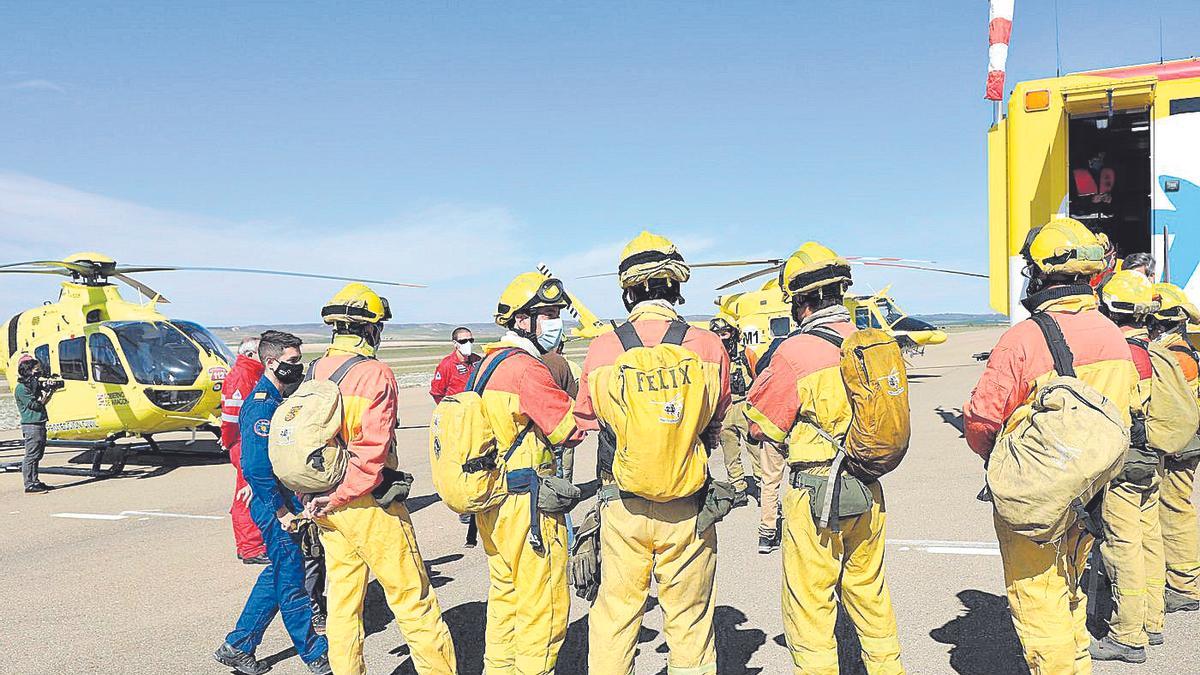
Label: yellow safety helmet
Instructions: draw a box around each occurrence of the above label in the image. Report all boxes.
[1021,217,1107,276]
[495,272,569,327]
[321,282,392,325]
[779,242,852,303]
[617,231,691,289]
[1153,282,1200,324]
[1100,270,1159,317]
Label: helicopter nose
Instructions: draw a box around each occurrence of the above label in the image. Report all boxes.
[923,330,948,345]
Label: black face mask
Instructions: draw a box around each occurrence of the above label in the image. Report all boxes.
[274,360,305,386]
[721,336,737,353]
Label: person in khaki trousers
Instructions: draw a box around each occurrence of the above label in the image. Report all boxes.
[1149,282,1200,614]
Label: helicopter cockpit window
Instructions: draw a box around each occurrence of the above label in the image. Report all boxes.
[854,307,871,329]
[769,317,792,338]
[33,345,50,373]
[877,299,905,325]
[89,333,128,384]
[171,320,236,365]
[108,321,201,386]
[58,337,88,381]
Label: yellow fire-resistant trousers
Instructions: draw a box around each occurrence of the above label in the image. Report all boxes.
[1099,473,1165,647]
[781,480,903,674]
[993,511,1093,675]
[757,443,787,539]
[589,494,717,675]
[719,401,761,493]
[317,496,457,675]
[1161,456,1200,598]
[476,493,569,674]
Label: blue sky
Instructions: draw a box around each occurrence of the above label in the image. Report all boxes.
[1,1,1197,325]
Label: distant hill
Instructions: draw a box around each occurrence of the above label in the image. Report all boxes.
[211,321,520,343]
[911,313,1006,326]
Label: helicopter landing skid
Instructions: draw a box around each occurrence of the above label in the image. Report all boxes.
[0,435,161,478]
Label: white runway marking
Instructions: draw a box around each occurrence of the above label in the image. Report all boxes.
[892,539,999,556]
[53,513,128,521]
[120,510,223,520]
[52,510,224,522]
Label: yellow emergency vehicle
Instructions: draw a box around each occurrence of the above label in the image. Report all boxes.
[989,58,1200,320]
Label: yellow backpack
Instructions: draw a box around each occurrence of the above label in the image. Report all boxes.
[593,320,722,502]
[987,313,1129,544]
[1140,340,1200,456]
[811,328,911,481]
[268,356,366,494]
[429,349,535,514]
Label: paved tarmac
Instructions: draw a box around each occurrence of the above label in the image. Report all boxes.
[3,326,1198,674]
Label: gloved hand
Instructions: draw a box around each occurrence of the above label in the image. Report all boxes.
[696,480,737,536]
[372,468,414,508]
[537,476,583,513]
[568,505,601,603]
[297,519,324,558]
[700,426,720,454]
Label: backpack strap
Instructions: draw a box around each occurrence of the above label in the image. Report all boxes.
[662,319,690,346]
[614,322,643,352]
[1030,312,1077,378]
[1126,336,1150,352]
[755,328,804,376]
[328,355,369,385]
[467,348,521,394]
[810,327,845,349]
[303,355,368,384]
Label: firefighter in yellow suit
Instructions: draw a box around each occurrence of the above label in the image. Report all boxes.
[964,219,1137,674]
[302,284,457,675]
[745,242,904,675]
[1150,283,1200,615]
[1090,271,1165,662]
[574,232,732,674]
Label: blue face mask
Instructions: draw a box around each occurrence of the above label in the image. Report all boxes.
[536,317,565,353]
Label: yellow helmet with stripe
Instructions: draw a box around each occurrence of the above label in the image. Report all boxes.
[1153,282,1200,324]
[1100,270,1159,317]
[779,242,852,303]
[1021,217,1107,276]
[321,282,392,325]
[495,272,569,327]
[617,231,691,289]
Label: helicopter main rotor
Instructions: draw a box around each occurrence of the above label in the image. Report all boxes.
[0,255,425,304]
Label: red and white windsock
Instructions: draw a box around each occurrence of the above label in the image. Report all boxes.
[986,0,1015,101]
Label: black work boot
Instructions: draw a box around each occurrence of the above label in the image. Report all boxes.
[306,655,332,675]
[1148,631,1164,646]
[1089,636,1147,664]
[1166,587,1200,613]
[214,643,269,675]
[757,534,776,554]
[732,490,749,508]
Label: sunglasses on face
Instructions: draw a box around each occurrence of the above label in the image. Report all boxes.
[455,338,475,344]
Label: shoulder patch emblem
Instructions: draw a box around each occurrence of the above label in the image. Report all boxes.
[253,392,268,400]
[253,419,270,437]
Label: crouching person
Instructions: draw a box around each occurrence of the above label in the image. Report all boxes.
[215,330,330,675]
[301,284,457,675]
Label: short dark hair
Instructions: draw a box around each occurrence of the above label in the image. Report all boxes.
[623,278,683,311]
[1124,252,1155,274]
[17,359,40,380]
[258,330,303,362]
[451,326,471,340]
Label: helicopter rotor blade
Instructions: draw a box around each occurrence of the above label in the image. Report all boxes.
[859,258,988,277]
[112,273,171,304]
[715,265,782,291]
[690,258,785,270]
[0,260,97,275]
[0,268,74,276]
[119,266,426,288]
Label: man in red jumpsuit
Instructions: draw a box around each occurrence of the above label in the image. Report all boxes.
[222,336,268,564]
[429,326,481,403]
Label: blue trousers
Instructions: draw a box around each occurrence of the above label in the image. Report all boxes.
[225,499,327,663]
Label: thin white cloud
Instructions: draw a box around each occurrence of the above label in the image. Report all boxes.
[0,172,523,324]
[4,79,66,94]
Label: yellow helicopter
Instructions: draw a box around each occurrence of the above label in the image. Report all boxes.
[0,253,418,474]
[554,254,983,356]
